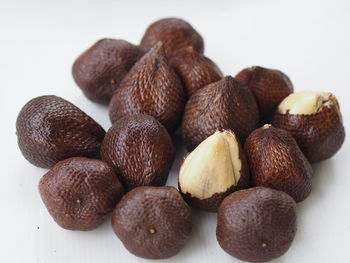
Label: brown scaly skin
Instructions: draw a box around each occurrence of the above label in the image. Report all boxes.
[179,133,251,212]
[244,125,312,202]
[100,115,175,191]
[179,179,250,213]
[170,46,223,97]
[112,186,192,259]
[181,76,259,151]
[109,42,186,134]
[273,102,345,163]
[217,187,297,263]
[236,66,293,123]
[16,95,106,168]
[72,39,143,104]
[140,17,204,58]
[39,157,124,231]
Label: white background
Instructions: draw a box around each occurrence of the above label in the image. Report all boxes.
[1,0,350,262]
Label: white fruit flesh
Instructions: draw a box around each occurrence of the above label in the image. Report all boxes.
[179,130,241,200]
[278,91,335,115]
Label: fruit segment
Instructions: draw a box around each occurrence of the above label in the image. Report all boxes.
[179,130,250,212]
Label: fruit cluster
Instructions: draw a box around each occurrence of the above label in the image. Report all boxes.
[16,18,345,262]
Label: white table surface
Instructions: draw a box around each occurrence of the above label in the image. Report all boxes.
[1,0,350,262]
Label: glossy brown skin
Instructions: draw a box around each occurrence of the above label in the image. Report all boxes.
[39,157,124,231]
[236,66,293,123]
[179,135,251,212]
[182,76,259,151]
[140,17,204,57]
[170,46,223,97]
[16,95,106,168]
[109,43,186,133]
[101,115,175,191]
[72,39,143,104]
[112,186,192,259]
[245,126,313,202]
[273,105,345,163]
[217,187,297,262]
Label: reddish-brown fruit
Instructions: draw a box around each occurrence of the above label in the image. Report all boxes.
[182,76,259,151]
[140,17,204,57]
[273,91,345,163]
[101,114,175,191]
[236,66,293,123]
[217,187,297,262]
[179,130,250,212]
[39,157,124,231]
[109,42,185,133]
[245,125,312,202]
[72,39,143,104]
[16,95,106,168]
[170,46,223,97]
[112,186,192,259]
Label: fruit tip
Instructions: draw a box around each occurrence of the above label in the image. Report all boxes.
[154,41,164,49]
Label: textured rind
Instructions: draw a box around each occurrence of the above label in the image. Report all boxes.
[170,46,223,97]
[179,135,251,212]
[217,187,297,262]
[39,157,124,231]
[273,106,345,163]
[100,115,175,191]
[109,43,185,133]
[72,39,143,104]
[182,76,259,151]
[244,126,313,202]
[140,17,204,57]
[16,95,106,168]
[112,186,192,259]
[236,66,293,123]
